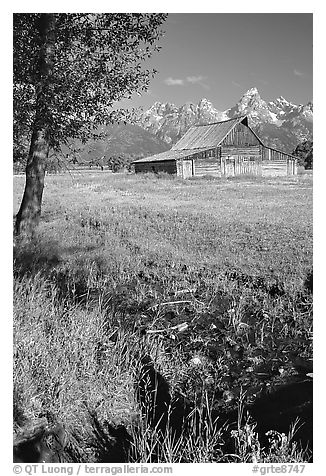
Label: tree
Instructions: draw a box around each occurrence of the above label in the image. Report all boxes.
[107,154,134,173]
[14,13,167,237]
[292,140,313,170]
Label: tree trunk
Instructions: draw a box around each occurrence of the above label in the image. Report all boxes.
[15,14,55,238]
[15,130,49,237]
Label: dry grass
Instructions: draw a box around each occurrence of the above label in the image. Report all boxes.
[13,171,313,462]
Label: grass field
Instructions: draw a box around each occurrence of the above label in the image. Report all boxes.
[13,171,313,463]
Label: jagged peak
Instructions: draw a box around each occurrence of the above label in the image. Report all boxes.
[179,102,197,113]
[198,97,213,105]
[243,87,260,96]
[181,101,196,107]
[236,87,265,107]
[274,95,295,107]
[146,101,178,115]
[234,87,267,113]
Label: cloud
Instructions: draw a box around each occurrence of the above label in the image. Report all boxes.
[187,75,210,90]
[164,75,209,89]
[164,77,185,86]
[294,69,304,77]
[231,80,242,88]
[186,75,205,84]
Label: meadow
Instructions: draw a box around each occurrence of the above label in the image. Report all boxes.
[13,171,313,463]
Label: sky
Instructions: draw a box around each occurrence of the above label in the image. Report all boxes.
[122,13,313,112]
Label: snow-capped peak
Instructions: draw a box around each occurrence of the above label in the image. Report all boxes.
[197,98,216,113]
[198,97,212,105]
[234,87,267,114]
[245,87,259,96]
[274,96,295,108]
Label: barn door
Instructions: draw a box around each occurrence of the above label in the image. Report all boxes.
[182,159,193,178]
[224,156,235,177]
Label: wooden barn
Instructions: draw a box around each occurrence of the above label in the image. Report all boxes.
[133,116,297,178]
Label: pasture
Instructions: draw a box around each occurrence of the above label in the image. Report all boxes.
[13,171,313,462]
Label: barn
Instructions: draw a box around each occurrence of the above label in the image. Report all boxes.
[133,115,297,178]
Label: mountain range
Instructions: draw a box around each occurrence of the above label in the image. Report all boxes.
[138,87,313,153]
[67,87,312,164]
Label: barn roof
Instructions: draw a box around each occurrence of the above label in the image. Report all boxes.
[132,148,206,163]
[172,116,255,150]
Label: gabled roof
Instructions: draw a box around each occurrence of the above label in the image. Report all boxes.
[172,116,257,150]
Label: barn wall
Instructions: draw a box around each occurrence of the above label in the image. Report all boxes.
[193,145,263,177]
[134,143,297,178]
[220,123,261,147]
[221,145,261,157]
[193,158,221,177]
[262,147,288,162]
[134,160,177,174]
[191,148,221,177]
[219,145,262,176]
[261,147,297,176]
[262,162,287,176]
[221,156,262,177]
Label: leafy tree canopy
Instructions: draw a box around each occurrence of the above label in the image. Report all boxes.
[14,13,167,155]
[292,140,313,169]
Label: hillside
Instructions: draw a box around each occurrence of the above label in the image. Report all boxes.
[61,123,170,164]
